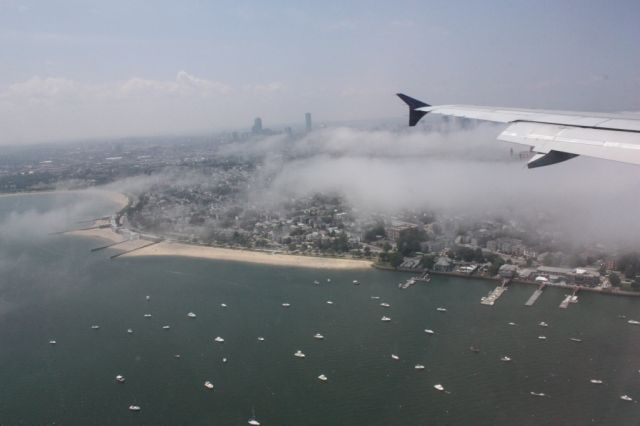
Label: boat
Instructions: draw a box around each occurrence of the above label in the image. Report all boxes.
[91,325,100,329]
[127,329,133,334]
[500,356,512,362]
[187,312,196,318]
[530,392,546,397]
[414,364,425,370]
[326,300,334,305]
[257,337,265,341]
[204,381,214,390]
[380,302,391,307]
[391,354,399,360]
[569,337,583,342]
[220,303,227,308]
[620,394,633,401]
[143,314,152,318]
[508,322,517,326]
[424,329,434,334]
[434,384,444,391]
[318,374,328,382]
[314,333,324,340]
[248,419,261,426]
[313,280,320,285]
[436,307,447,312]
[115,375,125,383]
[538,321,549,327]
[162,325,170,329]
[214,336,225,343]
[353,280,360,285]
[49,340,56,345]
[469,346,480,353]
[145,295,150,301]
[282,303,291,307]
[381,316,391,322]
[619,314,627,319]
[370,296,380,300]
[174,354,181,358]
[538,335,547,340]
[326,278,331,282]
[627,320,640,325]
[590,379,603,384]
[222,357,228,363]
[294,350,306,358]
[129,405,141,411]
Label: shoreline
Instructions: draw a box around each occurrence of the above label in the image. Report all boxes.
[0,189,129,210]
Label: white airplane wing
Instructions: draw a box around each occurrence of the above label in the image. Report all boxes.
[397,93,640,168]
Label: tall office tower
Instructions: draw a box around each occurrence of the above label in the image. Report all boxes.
[305,113,312,132]
[252,117,263,134]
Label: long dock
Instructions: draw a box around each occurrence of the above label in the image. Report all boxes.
[110,241,160,260]
[481,286,506,305]
[559,287,579,309]
[525,284,546,306]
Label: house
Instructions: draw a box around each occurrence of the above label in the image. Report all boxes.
[433,257,453,272]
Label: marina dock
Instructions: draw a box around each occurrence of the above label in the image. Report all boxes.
[559,287,579,309]
[481,279,511,306]
[525,284,546,306]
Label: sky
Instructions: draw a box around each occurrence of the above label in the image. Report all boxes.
[1,0,640,144]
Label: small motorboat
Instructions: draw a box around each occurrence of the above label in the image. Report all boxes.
[222,357,228,363]
[627,320,640,325]
[91,325,100,329]
[318,374,328,382]
[187,312,196,318]
[414,364,425,370]
[49,340,56,345]
[469,346,480,353]
[115,375,125,383]
[143,314,152,318]
[500,356,512,362]
[294,350,306,358]
[538,335,547,340]
[162,325,170,329]
[424,329,434,335]
[353,280,360,285]
[326,300,334,305]
[326,278,331,282]
[370,296,380,300]
[282,303,291,308]
[204,381,214,390]
[436,307,447,312]
[538,321,549,327]
[530,392,546,397]
[145,295,150,301]
[174,354,181,359]
[381,316,391,322]
[257,337,265,341]
[314,333,324,340]
[434,384,444,391]
[129,405,141,412]
[508,322,517,326]
[313,280,320,285]
[380,302,391,307]
[391,354,399,360]
[220,303,227,308]
[248,419,261,426]
[214,336,225,343]
[127,329,133,334]
[569,337,583,342]
[590,379,603,384]
[620,394,633,401]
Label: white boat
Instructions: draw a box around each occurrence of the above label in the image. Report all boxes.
[569,337,583,342]
[145,295,150,301]
[500,356,512,362]
[49,340,56,345]
[326,278,331,282]
[294,350,306,358]
[162,325,170,329]
[414,364,425,370]
[248,419,261,426]
[436,307,447,312]
[318,374,328,382]
[353,280,360,285]
[508,322,517,326]
[174,354,181,358]
[187,312,196,318]
[222,357,228,363]
[381,316,391,322]
[220,303,227,308]
[204,381,214,390]
[530,392,546,397]
[538,321,549,327]
[91,325,100,329]
[143,314,152,318]
[214,336,225,343]
[313,280,320,285]
[127,329,133,334]
[538,335,547,340]
[391,354,399,360]
[115,375,125,383]
[257,337,265,341]
[370,296,380,300]
[590,379,603,384]
[620,394,633,401]
[424,329,434,334]
[627,320,640,325]
[380,302,391,307]
[434,384,444,391]
[282,303,291,307]
[314,333,324,340]
[326,300,334,305]
[129,405,141,411]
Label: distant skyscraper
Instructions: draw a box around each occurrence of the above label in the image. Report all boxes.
[252,117,263,134]
[305,113,312,132]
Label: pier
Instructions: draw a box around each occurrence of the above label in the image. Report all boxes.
[525,283,546,306]
[481,278,511,306]
[110,241,160,260]
[559,287,580,309]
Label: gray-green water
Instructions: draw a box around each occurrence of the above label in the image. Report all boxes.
[0,193,639,425]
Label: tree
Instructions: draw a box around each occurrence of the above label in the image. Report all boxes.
[609,273,621,287]
[421,254,435,270]
[488,256,506,276]
[389,251,404,269]
[397,228,427,256]
[363,246,371,258]
[363,222,386,242]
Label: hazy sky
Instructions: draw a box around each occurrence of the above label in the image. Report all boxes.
[1,0,640,144]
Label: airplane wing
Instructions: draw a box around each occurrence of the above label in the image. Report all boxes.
[396,93,640,168]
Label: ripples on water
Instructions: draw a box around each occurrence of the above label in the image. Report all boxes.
[0,193,638,425]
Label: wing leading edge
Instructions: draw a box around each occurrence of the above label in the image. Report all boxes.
[396,93,640,168]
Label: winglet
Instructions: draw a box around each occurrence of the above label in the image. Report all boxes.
[396,93,430,126]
